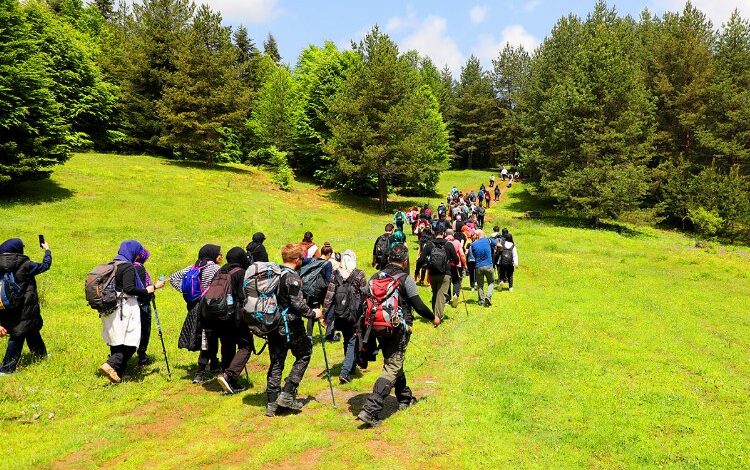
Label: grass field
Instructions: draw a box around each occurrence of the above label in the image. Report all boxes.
[1,153,749,469]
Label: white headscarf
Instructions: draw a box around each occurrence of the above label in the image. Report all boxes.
[339,249,357,280]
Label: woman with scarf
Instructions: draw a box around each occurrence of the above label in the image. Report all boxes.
[320,250,367,384]
[170,244,223,384]
[245,232,269,263]
[0,238,52,374]
[99,240,165,383]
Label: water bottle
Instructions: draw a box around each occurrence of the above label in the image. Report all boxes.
[227,293,234,306]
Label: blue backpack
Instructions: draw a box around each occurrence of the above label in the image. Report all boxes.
[0,271,24,312]
[181,265,208,303]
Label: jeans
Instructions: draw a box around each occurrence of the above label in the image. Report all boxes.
[476,265,495,304]
[137,303,152,360]
[429,274,451,319]
[467,261,477,287]
[338,322,357,378]
[0,330,47,373]
[107,344,136,378]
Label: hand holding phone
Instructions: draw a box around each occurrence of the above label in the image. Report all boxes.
[155,274,166,290]
[38,234,49,250]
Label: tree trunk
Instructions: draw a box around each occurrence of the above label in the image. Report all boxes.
[467,149,473,169]
[378,173,388,212]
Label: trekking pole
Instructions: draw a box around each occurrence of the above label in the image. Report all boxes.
[461,285,470,317]
[317,321,336,408]
[151,297,172,378]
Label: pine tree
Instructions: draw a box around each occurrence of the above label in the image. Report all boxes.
[94,0,114,21]
[247,63,302,155]
[157,4,250,163]
[492,44,530,168]
[263,33,281,63]
[324,26,450,210]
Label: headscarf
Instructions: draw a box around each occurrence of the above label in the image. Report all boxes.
[0,238,24,254]
[251,232,266,244]
[197,244,221,266]
[134,248,152,286]
[226,246,250,269]
[115,240,145,289]
[339,249,357,280]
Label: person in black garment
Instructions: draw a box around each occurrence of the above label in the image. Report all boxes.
[246,232,269,263]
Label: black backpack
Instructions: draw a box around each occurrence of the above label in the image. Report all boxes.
[428,241,450,274]
[500,242,514,266]
[333,270,363,323]
[199,267,241,320]
[300,259,329,304]
[374,233,391,266]
[478,206,486,216]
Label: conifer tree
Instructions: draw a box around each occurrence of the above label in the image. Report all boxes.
[263,33,281,63]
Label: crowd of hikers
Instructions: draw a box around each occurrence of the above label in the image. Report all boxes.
[0,174,518,427]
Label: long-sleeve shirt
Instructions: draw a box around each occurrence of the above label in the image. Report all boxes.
[169,262,221,293]
[417,238,460,275]
[374,264,434,325]
[25,250,52,277]
[115,263,149,297]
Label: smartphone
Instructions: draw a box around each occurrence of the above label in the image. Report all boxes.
[38,234,45,248]
[158,274,166,282]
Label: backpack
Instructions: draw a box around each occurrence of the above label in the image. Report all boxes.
[300,259,328,304]
[199,267,242,320]
[0,271,24,312]
[333,270,363,323]
[181,265,208,303]
[84,261,124,316]
[374,233,391,266]
[362,272,407,339]
[243,262,290,339]
[438,205,447,217]
[500,242,514,266]
[394,211,405,226]
[478,206,486,217]
[428,241,451,274]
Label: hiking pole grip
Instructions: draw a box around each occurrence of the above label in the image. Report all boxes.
[151,298,172,378]
[317,321,336,408]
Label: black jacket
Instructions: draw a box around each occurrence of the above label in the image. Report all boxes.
[417,238,459,275]
[277,268,314,323]
[246,242,269,263]
[0,251,52,337]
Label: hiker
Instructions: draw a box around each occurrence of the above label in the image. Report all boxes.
[170,244,223,383]
[445,229,467,308]
[422,203,433,219]
[265,243,323,417]
[468,230,497,307]
[417,227,459,320]
[372,224,395,270]
[321,249,367,384]
[477,188,485,208]
[299,232,320,259]
[465,234,477,291]
[408,207,419,234]
[392,226,407,246]
[490,175,495,188]
[133,248,155,366]
[415,224,433,285]
[99,240,165,383]
[246,232,269,263]
[216,247,253,394]
[0,238,52,375]
[497,231,519,292]
[494,184,501,201]
[357,244,441,427]
[393,209,407,232]
[501,166,508,181]
[484,190,491,208]
[477,205,486,229]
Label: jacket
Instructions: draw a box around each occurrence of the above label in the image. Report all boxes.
[0,250,52,337]
[417,238,459,275]
[469,237,497,269]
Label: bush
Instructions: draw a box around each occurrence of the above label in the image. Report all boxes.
[688,206,723,238]
[252,146,293,191]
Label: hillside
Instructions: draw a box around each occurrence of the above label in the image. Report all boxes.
[1,153,749,469]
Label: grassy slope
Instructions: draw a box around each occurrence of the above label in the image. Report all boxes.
[0,153,748,469]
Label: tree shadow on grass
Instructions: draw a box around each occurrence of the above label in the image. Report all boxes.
[0,178,74,206]
[161,159,255,175]
[324,190,429,216]
[505,188,647,238]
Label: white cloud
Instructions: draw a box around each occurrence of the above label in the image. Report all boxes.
[656,0,750,26]
[523,0,541,13]
[205,0,283,24]
[401,15,466,73]
[473,24,540,62]
[386,6,418,31]
[469,5,489,24]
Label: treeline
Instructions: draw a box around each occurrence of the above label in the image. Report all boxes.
[1,0,749,235]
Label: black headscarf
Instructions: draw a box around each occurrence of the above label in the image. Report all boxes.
[226,246,250,269]
[197,244,221,266]
[251,232,265,244]
[0,238,24,254]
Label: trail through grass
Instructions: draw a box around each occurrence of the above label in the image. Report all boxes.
[0,153,748,469]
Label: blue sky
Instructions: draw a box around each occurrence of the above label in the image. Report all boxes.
[207,0,750,72]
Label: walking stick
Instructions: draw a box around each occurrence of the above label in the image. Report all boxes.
[151,296,172,378]
[460,276,470,317]
[317,321,336,408]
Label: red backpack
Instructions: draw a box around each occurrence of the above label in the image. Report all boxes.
[362,272,407,339]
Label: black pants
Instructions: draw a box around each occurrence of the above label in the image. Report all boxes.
[137,303,151,360]
[448,266,463,299]
[467,261,476,287]
[499,265,515,288]
[414,259,427,284]
[198,319,236,372]
[477,215,484,228]
[107,344,136,377]
[362,330,413,417]
[266,320,312,403]
[225,325,255,380]
[0,330,46,373]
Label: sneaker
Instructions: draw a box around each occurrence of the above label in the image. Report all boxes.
[217,373,236,394]
[339,375,352,385]
[192,371,207,384]
[485,298,492,307]
[471,286,476,292]
[398,397,418,411]
[99,363,121,384]
[450,295,459,308]
[357,410,382,427]
[275,391,304,411]
[508,287,513,292]
[265,403,278,417]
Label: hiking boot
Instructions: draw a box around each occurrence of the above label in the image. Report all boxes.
[99,363,121,384]
[217,373,245,394]
[485,298,492,307]
[192,371,208,384]
[357,410,382,427]
[339,375,352,385]
[276,391,304,411]
[450,295,459,308]
[265,402,278,417]
[398,397,418,411]
[137,356,153,367]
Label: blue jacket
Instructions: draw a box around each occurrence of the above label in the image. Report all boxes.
[469,237,496,269]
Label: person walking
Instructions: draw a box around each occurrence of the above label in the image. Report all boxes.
[417,227,459,320]
[357,244,441,427]
[494,184,501,201]
[265,243,323,417]
[246,232,269,263]
[468,231,497,307]
[133,248,155,366]
[99,240,165,383]
[0,238,52,375]
[497,232,519,292]
[299,232,320,259]
[372,224,395,270]
[445,229,467,308]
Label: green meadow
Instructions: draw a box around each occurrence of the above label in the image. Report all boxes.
[0,153,748,469]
